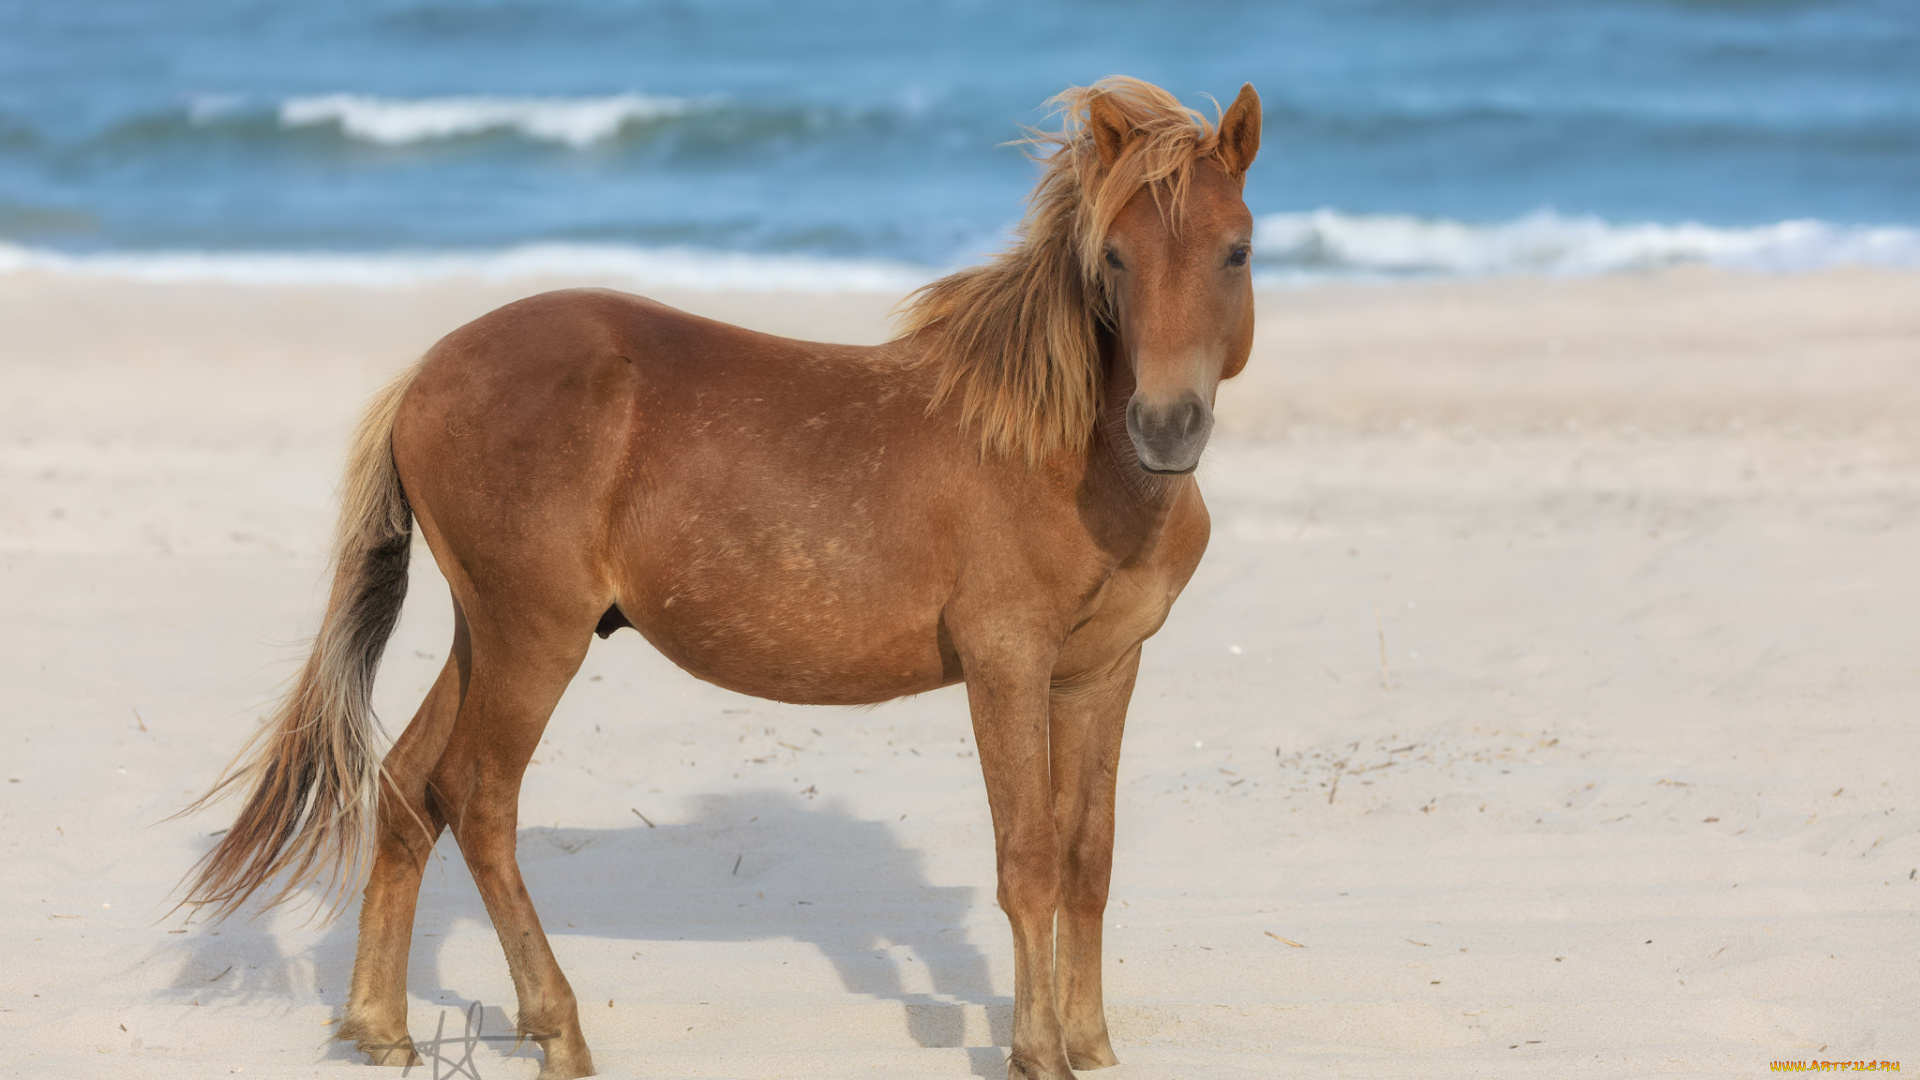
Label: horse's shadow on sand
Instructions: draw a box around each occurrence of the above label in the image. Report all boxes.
[170,790,1009,1076]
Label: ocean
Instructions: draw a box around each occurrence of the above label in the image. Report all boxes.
[2,0,1916,287]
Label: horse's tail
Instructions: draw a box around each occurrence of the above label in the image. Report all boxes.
[175,363,421,921]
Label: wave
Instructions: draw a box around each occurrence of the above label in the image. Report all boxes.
[1255,210,1920,277]
[4,211,1918,290]
[276,93,696,148]
[0,242,932,292]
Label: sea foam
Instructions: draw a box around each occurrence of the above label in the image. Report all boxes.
[278,93,693,147]
[0,242,931,292]
[4,211,1918,290]
[1255,210,1920,277]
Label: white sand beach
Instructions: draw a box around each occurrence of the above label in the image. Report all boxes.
[2,267,1916,1078]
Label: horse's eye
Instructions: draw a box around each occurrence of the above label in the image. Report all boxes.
[1227,246,1250,267]
[1104,248,1125,271]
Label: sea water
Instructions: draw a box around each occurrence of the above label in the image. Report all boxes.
[1,0,1915,285]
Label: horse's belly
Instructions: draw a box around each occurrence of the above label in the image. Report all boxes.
[627,592,955,706]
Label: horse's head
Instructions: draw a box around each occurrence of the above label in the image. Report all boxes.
[898,78,1261,471]
[1093,84,1260,475]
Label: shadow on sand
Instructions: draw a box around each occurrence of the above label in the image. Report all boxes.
[167,789,1007,1075]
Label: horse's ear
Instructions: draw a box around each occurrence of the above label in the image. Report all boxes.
[1217,83,1261,175]
[1087,91,1129,170]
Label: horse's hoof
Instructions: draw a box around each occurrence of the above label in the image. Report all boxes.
[1007,1050,1077,1080]
[339,1015,422,1068]
[358,1038,422,1068]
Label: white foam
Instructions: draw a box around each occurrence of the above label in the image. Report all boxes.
[0,242,933,293]
[6,212,1918,292]
[1255,209,1920,277]
[277,93,693,148]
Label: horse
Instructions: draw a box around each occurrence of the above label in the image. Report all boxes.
[180,75,1261,1080]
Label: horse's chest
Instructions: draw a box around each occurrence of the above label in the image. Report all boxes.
[1054,491,1209,677]
[1056,554,1188,678]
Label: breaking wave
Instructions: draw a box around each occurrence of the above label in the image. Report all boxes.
[4,211,1918,290]
[276,92,696,147]
[1255,210,1920,277]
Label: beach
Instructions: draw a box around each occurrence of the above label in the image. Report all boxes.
[2,266,1917,1077]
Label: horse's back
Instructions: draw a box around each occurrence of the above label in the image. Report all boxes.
[409,286,878,398]
[395,286,913,510]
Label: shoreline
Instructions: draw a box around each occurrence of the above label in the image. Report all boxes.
[8,206,1920,285]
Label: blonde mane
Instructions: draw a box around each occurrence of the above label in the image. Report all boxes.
[897,77,1228,464]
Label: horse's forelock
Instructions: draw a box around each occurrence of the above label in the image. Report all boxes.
[1050,78,1224,277]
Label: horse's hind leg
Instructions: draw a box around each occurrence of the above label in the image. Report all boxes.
[341,601,471,1063]
[431,606,597,1080]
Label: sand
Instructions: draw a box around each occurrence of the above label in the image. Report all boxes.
[2,266,1916,1078]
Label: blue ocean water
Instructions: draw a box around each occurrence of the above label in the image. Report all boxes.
[1,0,1916,282]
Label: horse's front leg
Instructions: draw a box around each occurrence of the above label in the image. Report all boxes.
[964,648,1075,1080]
[1048,645,1139,1070]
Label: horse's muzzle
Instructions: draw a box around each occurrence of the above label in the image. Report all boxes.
[1126,393,1214,474]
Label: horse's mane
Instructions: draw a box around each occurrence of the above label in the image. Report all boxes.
[897,76,1227,464]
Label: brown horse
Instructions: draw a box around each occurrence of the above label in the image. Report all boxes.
[181,76,1261,1080]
